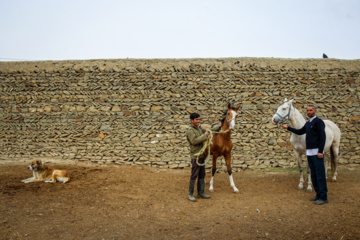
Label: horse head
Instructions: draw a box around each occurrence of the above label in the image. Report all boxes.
[272,98,294,125]
[223,103,240,130]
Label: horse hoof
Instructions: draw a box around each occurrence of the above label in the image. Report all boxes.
[332,177,337,182]
[297,186,304,190]
[306,188,313,192]
[234,189,239,193]
[209,188,214,192]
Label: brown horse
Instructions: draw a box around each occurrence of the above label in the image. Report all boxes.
[206,103,240,193]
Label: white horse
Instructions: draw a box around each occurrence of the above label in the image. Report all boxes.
[271,99,341,191]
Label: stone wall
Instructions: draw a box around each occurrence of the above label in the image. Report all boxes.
[0,58,359,170]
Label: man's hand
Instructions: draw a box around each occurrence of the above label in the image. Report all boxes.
[317,153,324,159]
[205,131,210,137]
[281,124,288,129]
[219,121,223,127]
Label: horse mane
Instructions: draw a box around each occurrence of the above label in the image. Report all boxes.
[287,101,306,120]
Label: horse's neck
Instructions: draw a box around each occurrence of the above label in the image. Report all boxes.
[221,119,232,135]
[289,107,306,128]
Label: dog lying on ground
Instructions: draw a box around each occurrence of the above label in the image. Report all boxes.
[22,160,70,183]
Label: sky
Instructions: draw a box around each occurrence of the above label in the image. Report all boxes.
[0,0,359,61]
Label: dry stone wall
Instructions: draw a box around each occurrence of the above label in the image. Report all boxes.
[0,58,359,171]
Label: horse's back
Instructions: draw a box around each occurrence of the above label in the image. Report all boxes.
[324,120,341,150]
[324,120,341,138]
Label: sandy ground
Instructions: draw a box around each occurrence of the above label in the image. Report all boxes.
[0,160,359,240]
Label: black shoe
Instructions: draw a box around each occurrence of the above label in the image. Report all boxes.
[197,179,211,199]
[188,194,197,202]
[314,199,328,205]
[198,193,211,199]
[309,197,319,201]
[188,180,197,202]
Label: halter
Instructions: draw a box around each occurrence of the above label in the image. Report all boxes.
[226,110,236,129]
[276,104,292,125]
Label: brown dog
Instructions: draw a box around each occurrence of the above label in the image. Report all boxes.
[22,160,70,183]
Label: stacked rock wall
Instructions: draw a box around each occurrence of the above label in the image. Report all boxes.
[0,58,359,170]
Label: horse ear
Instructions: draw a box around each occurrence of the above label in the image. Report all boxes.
[227,103,231,109]
[284,98,288,102]
[235,106,240,112]
[288,99,294,105]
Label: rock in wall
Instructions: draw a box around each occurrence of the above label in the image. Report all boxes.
[0,58,359,170]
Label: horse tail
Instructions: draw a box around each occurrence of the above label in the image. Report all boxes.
[331,122,341,179]
[330,145,336,177]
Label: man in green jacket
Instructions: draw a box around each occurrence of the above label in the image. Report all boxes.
[186,112,221,202]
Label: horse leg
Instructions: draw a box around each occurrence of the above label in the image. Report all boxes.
[209,155,217,192]
[331,145,339,182]
[225,154,239,193]
[294,150,305,190]
[306,161,313,192]
[324,153,330,179]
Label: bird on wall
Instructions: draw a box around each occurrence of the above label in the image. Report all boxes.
[323,53,328,58]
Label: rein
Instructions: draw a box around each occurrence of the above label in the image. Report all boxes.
[194,130,213,167]
[276,104,292,125]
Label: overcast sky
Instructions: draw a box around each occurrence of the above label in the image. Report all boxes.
[0,0,359,61]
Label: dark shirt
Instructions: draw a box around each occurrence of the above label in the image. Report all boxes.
[287,116,326,154]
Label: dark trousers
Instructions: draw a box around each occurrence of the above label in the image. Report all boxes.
[190,157,206,180]
[307,155,328,200]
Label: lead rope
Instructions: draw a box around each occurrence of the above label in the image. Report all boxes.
[194,129,230,166]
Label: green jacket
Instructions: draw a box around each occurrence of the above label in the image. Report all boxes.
[186,124,220,159]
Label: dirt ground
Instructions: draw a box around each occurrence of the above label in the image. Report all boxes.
[0,160,359,240]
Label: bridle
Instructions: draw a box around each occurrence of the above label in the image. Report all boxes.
[226,110,236,129]
[276,104,292,125]
[227,111,235,124]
